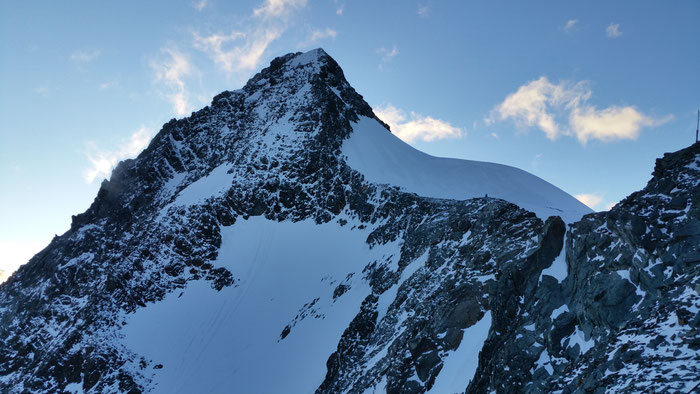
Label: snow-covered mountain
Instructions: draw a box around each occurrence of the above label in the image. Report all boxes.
[341,117,591,224]
[0,49,697,393]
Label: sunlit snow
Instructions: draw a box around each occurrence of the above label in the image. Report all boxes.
[342,117,591,223]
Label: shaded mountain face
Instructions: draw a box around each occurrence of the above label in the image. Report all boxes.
[467,142,700,393]
[0,49,697,393]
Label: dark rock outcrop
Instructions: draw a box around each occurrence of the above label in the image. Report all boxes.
[466,142,700,393]
[0,48,697,393]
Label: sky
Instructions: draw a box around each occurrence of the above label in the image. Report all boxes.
[1,0,699,281]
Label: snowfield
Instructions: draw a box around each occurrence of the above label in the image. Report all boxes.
[342,117,592,223]
[3,48,696,394]
[122,216,397,393]
[120,115,591,393]
[428,311,492,393]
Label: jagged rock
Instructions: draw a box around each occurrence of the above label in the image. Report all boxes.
[0,49,697,393]
[467,142,700,393]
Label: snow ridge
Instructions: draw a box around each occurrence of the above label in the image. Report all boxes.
[0,49,697,394]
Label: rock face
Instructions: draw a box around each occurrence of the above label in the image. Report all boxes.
[467,142,700,393]
[0,49,698,393]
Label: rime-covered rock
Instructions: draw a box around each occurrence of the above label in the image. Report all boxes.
[467,142,700,394]
[0,49,697,394]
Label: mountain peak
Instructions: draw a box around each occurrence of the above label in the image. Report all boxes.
[261,47,331,69]
[68,48,379,233]
[287,47,332,66]
[240,47,344,93]
[2,49,698,393]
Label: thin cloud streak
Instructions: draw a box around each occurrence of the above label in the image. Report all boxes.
[151,47,195,116]
[253,0,307,19]
[193,0,308,75]
[194,28,281,74]
[308,28,337,42]
[299,27,337,47]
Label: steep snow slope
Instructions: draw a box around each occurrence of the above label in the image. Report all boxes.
[2,48,696,394]
[342,117,592,223]
[427,311,491,393]
[121,216,395,393]
[466,142,700,393]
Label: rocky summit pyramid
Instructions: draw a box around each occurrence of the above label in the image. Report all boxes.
[0,49,698,393]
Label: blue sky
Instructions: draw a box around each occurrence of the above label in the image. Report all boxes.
[1,0,699,279]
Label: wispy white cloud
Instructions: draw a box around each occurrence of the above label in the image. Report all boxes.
[564,19,578,31]
[375,104,463,143]
[376,44,398,70]
[193,0,208,11]
[575,193,604,210]
[83,126,154,183]
[531,153,543,170]
[193,0,308,75]
[299,27,337,47]
[377,45,398,62]
[99,80,118,90]
[309,27,337,42]
[253,0,307,19]
[488,77,579,140]
[333,0,344,15]
[194,29,281,74]
[606,23,622,38]
[151,47,195,116]
[570,105,670,143]
[488,76,671,144]
[70,49,101,64]
[417,5,430,18]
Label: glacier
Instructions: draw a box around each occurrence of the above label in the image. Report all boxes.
[0,48,697,394]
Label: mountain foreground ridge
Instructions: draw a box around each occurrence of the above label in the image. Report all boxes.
[0,48,698,393]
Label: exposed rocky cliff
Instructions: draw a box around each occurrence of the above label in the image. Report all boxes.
[0,49,697,393]
[467,142,700,393]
